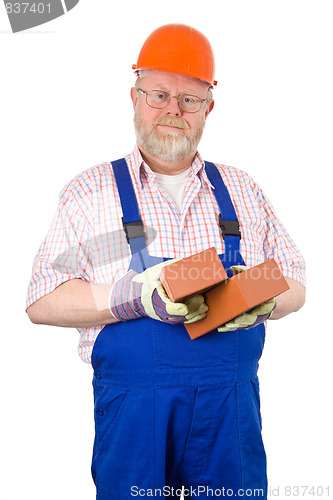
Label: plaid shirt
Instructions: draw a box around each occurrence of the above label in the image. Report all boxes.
[26,146,305,363]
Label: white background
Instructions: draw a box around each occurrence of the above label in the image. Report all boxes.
[1,0,332,499]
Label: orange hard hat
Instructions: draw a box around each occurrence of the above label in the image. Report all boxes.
[132,24,217,86]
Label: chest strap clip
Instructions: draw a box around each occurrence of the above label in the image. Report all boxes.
[219,215,241,240]
[122,217,145,244]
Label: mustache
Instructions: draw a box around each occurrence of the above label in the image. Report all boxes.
[154,116,190,129]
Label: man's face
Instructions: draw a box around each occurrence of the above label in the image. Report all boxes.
[131,72,214,163]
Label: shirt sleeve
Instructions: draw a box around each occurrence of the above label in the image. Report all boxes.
[26,185,93,309]
[254,181,306,287]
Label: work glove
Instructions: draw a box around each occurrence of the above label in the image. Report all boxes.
[217,265,276,332]
[109,259,208,324]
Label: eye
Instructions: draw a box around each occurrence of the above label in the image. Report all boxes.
[180,95,201,109]
[182,96,196,105]
[150,90,169,103]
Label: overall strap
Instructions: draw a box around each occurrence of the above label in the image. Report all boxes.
[112,158,146,257]
[111,158,164,271]
[204,161,244,269]
[112,158,142,225]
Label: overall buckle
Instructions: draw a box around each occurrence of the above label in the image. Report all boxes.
[219,215,241,240]
[122,218,145,243]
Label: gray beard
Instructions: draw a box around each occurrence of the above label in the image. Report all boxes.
[134,108,205,163]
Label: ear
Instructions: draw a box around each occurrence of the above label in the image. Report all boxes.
[130,87,138,110]
[204,99,215,119]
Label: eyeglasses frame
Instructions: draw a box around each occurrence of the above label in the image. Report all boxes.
[137,88,210,113]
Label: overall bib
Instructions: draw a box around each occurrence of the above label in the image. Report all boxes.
[91,159,267,499]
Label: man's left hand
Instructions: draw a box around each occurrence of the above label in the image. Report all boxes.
[217,298,276,332]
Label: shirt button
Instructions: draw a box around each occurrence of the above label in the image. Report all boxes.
[95,372,102,380]
[97,408,104,417]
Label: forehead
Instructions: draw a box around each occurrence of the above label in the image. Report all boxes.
[140,71,209,95]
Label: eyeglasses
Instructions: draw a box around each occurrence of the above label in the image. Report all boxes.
[137,88,209,113]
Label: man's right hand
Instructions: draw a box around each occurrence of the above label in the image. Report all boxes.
[109,259,208,324]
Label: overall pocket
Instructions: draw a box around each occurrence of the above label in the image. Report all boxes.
[93,384,128,447]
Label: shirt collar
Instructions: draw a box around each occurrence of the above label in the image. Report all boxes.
[190,152,215,189]
[127,144,214,189]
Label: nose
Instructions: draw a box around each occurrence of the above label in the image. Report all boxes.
[166,96,182,116]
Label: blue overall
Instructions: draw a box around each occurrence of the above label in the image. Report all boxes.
[91,159,267,499]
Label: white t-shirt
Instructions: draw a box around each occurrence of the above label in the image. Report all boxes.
[154,168,191,212]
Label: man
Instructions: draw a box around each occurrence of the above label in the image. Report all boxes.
[26,24,305,499]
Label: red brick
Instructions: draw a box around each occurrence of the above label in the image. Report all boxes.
[160,247,227,302]
[185,258,289,339]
